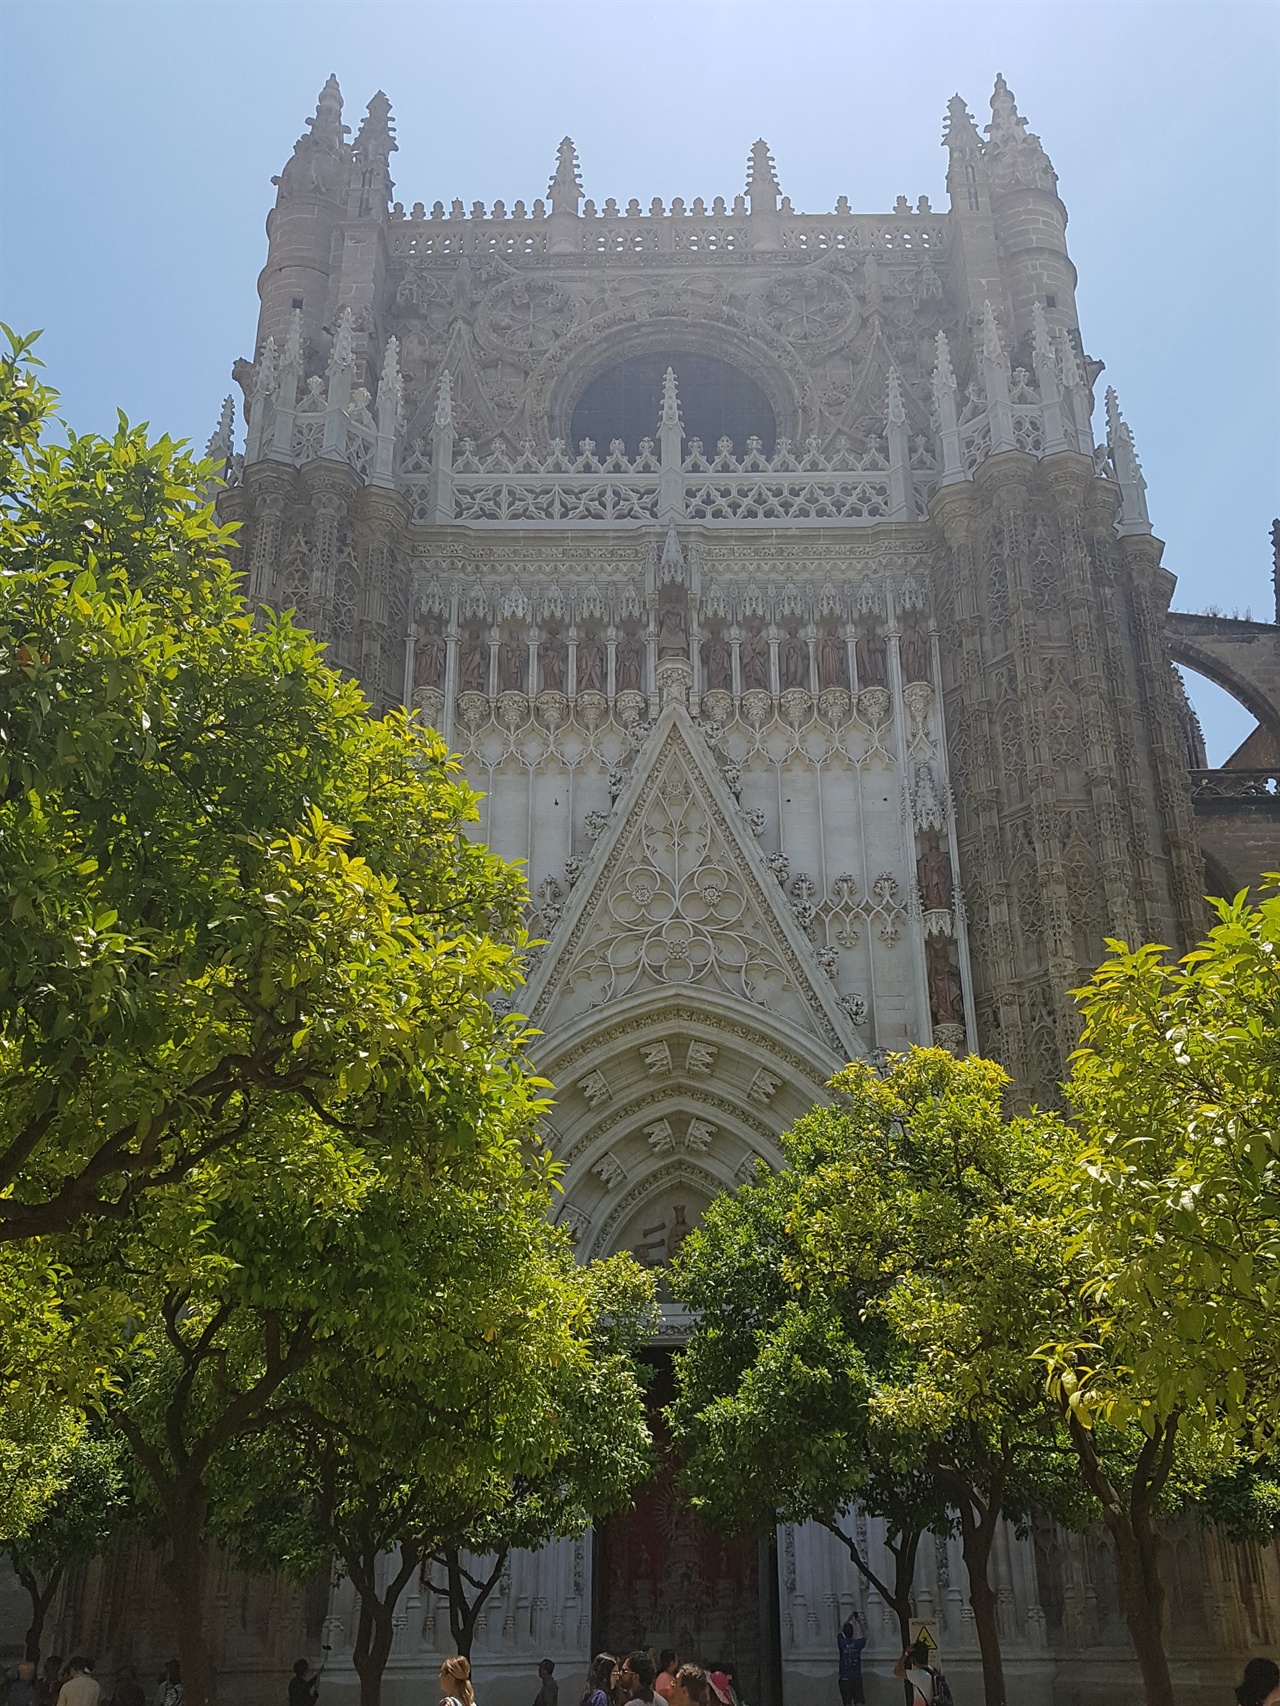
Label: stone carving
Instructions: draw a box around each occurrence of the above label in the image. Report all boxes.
[685,1119,716,1152]
[686,1041,718,1074]
[741,627,770,690]
[666,1203,693,1262]
[704,632,733,691]
[818,629,847,689]
[658,590,689,659]
[641,1041,673,1075]
[578,1070,611,1108]
[644,1119,676,1155]
[577,637,604,692]
[616,633,643,692]
[926,937,965,1027]
[591,1152,626,1191]
[460,633,488,692]
[415,621,446,689]
[779,632,808,691]
[538,634,565,692]
[856,622,887,687]
[499,634,526,692]
[837,992,868,1026]
[749,1068,781,1104]
[917,836,952,912]
[899,617,931,683]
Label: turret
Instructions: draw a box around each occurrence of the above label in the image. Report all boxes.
[942,95,1005,341]
[547,137,582,254]
[983,75,1080,351]
[257,75,351,361]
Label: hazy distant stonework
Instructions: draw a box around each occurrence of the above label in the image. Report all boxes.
[70,72,1279,1706]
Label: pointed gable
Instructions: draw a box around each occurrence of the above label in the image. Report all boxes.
[524,705,862,1059]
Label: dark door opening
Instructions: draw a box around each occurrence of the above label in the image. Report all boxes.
[592,1350,780,1706]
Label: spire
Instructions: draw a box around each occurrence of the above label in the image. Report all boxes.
[204,395,235,465]
[980,302,1016,455]
[307,75,347,148]
[350,91,397,218]
[1031,301,1069,455]
[886,366,911,520]
[943,94,984,153]
[428,370,455,524]
[1105,387,1151,535]
[434,368,454,431]
[548,138,583,214]
[373,337,403,488]
[931,332,965,485]
[275,75,350,201]
[244,335,278,465]
[984,74,1057,191]
[746,140,781,213]
[657,368,684,519]
[328,305,355,378]
[322,306,356,458]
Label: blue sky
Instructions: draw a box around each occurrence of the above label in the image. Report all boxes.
[2,0,1276,757]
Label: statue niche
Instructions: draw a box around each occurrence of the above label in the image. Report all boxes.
[917,836,952,912]
[701,626,733,692]
[779,629,808,692]
[657,585,689,661]
[414,618,446,692]
[459,628,489,694]
[899,617,931,684]
[576,630,605,694]
[856,619,887,688]
[616,628,644,693]
[740,624,770,692]
[818,626,848,690]
[498,629,527,694]
[538,630,566,694]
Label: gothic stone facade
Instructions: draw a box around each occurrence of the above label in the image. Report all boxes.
[48,74,1280,1706]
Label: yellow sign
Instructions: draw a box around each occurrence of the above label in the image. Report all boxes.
[909,1619,939,1653]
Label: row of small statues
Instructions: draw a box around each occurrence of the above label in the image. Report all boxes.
[415,618,932,697]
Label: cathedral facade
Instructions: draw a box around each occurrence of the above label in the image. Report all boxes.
[38,74,1280,1706]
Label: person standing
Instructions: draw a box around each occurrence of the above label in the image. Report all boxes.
[440,1656,474,1706]
[579,1654,615,1706]
[1235,1660,1280,1706]
[153,1662,181,1706]
[893,1644,934,1706]
[6,1662,40,1706]
[532,1660,558,1706]
[108,1669,146,1706]
[654,1653,678,1704]
[620,1653,656,1706]
[39,1658,63,1705]
[837,1614,867,1706]
[669,1667,711,1706]
[288,1659,320,1706]
[54,1659,99,1706]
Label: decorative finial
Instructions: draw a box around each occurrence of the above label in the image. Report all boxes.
[548,137,583,214]
[886,365,907,427]
[659,366,683,433]
[434,369,454,431]
[942,95,983,151]
[746,139,781,213]
[205,395,235,464]
[328,305,355,375]
[932,330,957,393]
[980,300,1004,362]
[377,338,403,431]
[1105,386,1151,534]
[307,74,349,148]
[660,522,685,574]
[984,73,1057,190]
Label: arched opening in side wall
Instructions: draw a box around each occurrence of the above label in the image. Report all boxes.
[1174,664,1272,768]
[570,352,778,458]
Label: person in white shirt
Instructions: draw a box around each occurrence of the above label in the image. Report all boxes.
[892,1644,934,1706]
[55,1658,100,1706]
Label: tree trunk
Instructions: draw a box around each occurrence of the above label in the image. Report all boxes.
[1065,1412,1176,1706]
[164,1493,217,1706]
[16,1564,61,1664]
[955,1504,1004,1706]
[349,1541,420,1706]
[823,1520,919,1704]
[442,1546,507,1660]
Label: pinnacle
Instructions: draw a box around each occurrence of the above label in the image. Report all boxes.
[548,137,583,210]
[658,366,683,432]
[746,138,781,209]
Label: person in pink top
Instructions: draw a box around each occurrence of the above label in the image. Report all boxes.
[654,1654,678,1704]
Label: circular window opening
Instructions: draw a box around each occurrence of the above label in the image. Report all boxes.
[570,352,777,459]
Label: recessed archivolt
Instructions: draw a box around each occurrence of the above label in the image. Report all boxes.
[585,1156,729,1262]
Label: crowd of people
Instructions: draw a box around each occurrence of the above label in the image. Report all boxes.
[3,1642,1277,1706]
[0,1657,179,1705]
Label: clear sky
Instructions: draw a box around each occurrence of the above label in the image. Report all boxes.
[2,0,1276,757]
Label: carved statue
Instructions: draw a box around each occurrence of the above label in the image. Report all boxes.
[917,836,952,912]
[899,618,931,684]
[741,628,770,691]
[926,937,964,1026]
[818,629,847,689]
[704,632,732,692]
[616,633,642,692]
[415,622,446,689]
[779,632,808,691]
[538,635,565,693]
[657,591,689,660]
[856,621,887,687]
[666,1203,692,1263]
[498,635,526,693]
[577,636,604,693]
[459,633,488,693]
